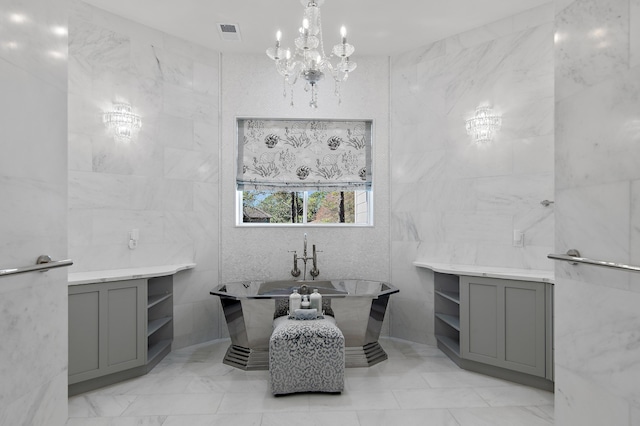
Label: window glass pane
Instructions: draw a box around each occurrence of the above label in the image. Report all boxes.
[354,190,369,224]
[240,190,369,225]
[307,191,356,224]
[242,191,304,223]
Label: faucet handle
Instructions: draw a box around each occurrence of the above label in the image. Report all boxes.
[289,250,301,278]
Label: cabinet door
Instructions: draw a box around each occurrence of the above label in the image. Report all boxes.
[68,289,100,383]
[103,281,146,374]
[68,280,146,384]
[460,276,546,377]
[461,279,500,363]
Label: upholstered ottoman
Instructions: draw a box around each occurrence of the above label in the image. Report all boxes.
[269,316,345,395]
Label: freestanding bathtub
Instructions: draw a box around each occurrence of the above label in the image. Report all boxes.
[210,279,399,370]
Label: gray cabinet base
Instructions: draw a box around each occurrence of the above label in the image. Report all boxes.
[69,364,145,397]
[437,340,553,392]
[68,343,171,397]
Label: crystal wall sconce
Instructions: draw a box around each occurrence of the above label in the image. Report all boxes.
[103,102,142,142]
[465,105,502,144]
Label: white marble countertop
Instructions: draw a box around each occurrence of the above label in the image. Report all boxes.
[68,263,196,286]
[413,261,554,283]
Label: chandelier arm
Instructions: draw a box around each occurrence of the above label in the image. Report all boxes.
[316,7,326,59]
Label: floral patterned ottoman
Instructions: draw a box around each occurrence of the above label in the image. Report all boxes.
[269,316,345,395]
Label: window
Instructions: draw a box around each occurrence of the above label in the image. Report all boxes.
[238,190,372,226]
[236,118,373,226]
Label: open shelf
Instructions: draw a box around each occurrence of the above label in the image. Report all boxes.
[436,334,461,356]
[435,290,460,304]
[435,313,460,331]
[434,272,462,364]
[147,339,172,363]
[146,276,174,370]
[147,317,172,337]
[148,293,172,309]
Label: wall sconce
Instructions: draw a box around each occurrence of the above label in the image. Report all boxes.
[465,105,502,143]
[103,102,142,142]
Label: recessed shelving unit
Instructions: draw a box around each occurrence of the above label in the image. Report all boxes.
[147,275,174,369]
[434,272,461,356]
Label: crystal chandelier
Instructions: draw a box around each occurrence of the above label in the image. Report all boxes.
[465,105,502,144]
[103,102,142,142]
[266,0,357,108]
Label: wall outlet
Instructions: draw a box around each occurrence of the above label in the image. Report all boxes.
[513,229,524,248]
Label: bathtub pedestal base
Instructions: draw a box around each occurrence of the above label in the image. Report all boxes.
[222,342,388,371]
[222,345,269,371]
[345,342,389,367]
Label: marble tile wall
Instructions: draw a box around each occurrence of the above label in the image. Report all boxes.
[389,3,555,343]
[554,0,640,424]
[219,54,391,336]
[67,0,220,349]
[0,0,69,424]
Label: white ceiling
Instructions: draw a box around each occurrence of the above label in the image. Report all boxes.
[81,0,550,56]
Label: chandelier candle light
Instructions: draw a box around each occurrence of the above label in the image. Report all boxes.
[465,105,502,144]
[103,102,142,142]
[266,0,357,108]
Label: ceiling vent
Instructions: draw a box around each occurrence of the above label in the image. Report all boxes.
[217,23,241,41]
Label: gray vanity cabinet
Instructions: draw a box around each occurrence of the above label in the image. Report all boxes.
[68,271,178,395]
[460,276,546,378]
[68,279,146,385]
[432,268,553,390]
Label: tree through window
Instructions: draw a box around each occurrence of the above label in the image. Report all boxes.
[240,190,369,225]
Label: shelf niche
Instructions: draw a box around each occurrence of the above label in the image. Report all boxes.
[434,272,461,356]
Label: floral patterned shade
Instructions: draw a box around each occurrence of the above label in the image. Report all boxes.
[237,119,372,191]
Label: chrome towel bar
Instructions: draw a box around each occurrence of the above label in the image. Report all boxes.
[0,255,73,277]
[548,249,640,273]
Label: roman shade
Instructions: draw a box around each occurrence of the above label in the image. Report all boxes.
[236,118,372,191]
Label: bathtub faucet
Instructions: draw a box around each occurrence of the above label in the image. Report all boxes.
[289,251,301,278]
[310,244,319,279]
[290,233,320,280]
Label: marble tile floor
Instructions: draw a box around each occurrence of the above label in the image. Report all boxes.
[67,337,554,426]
